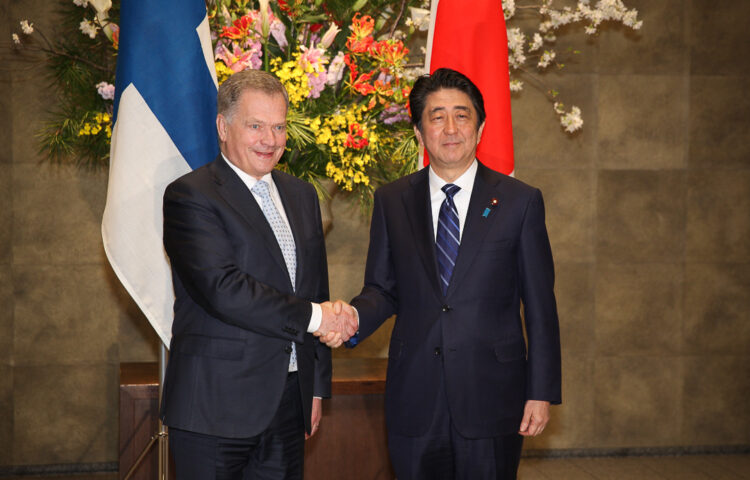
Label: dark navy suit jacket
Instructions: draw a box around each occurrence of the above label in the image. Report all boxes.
[160,156,331,438]
[351,161,561,438]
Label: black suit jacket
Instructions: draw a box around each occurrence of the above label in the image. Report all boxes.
[160,156,331,438]
[351,161,561,438]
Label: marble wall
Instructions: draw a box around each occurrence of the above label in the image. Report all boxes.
[1,0,748,469]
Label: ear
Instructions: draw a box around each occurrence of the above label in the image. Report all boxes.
[413,125,424,148]
[476,121,486,146]
[216,114,227,143]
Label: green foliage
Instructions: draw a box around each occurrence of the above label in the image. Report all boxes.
[15,0,120,168]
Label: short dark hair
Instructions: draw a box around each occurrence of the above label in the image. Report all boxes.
[409,68,486,132]
[217,69,289,123]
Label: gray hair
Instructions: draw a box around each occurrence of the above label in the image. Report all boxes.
[217,69,289,123]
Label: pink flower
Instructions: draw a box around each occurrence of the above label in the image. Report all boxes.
[96,81,115,100]
[299,46,328,98]
[215,41,262,72]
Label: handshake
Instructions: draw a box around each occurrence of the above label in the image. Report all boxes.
[314,300,358,348]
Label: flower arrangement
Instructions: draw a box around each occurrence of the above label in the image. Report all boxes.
[208,0,422,205]
[10,0,642,209]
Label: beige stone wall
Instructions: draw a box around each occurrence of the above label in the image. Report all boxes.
[1,0,748,468]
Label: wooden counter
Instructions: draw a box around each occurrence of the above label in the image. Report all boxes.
[119,358,393,479]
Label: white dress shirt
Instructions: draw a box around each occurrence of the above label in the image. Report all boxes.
[428,159,478,241]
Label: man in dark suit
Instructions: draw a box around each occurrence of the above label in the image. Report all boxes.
[334,68,562,479]
[160,69,350,479]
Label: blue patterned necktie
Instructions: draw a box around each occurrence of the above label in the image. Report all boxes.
[436,184,461,295]
[252,180,298,371]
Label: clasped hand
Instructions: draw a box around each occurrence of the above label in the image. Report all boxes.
[314,300,358,348]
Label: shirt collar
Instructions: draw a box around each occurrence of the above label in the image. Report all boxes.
[428,159,478,195]
[222,153,274,191]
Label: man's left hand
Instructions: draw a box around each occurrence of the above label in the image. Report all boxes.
[518,400,550,437]
[306,397,322,439]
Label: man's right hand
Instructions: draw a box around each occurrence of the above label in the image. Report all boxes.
[315,301,358,348]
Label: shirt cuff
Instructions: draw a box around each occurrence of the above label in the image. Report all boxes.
[308,302,322,333]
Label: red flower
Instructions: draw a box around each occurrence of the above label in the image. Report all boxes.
[221,15,253,40]
[351,71,376,96]
[344,123,369,149]
[369,39,409,65]
[346,13,375,53]
[344,54,358,84]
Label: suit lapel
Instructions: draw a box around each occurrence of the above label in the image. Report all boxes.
[447,162,504,296]
[211,158,291,288]
[402,168,443,298]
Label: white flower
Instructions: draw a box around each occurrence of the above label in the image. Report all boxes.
[220,5,232,26]
[79,18,99,38]
[507,27,526,69]
[538,50,556,69]
[259,0,270,38]
[319,24,340,49]
[509,79,524,92]
[529,33,543,52]
[20,20,34,35]
[96,81,115,100]
[585,25,597,35]
[73,0,88,6]
[325,52,346,85]
[407,7,430,31]
[560,106,583,133]
[402,66,422,82]
[503,0,516,20]
[88,0,111,15]
[391,29,407,40]
[12,33,20,44]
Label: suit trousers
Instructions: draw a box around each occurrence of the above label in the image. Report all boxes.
[169,372,305,480]
[387,368,523,480]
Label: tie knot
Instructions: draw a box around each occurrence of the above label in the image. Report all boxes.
[253,179,270,197]
[442,183,460,200]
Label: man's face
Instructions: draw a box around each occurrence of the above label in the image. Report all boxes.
[414,88,484,176]
[217,89,287,179]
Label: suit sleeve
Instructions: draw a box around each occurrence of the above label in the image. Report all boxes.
[518,188,562,404]
[350,190,399,341]
[163,179,312,342]
[309,192,333,398]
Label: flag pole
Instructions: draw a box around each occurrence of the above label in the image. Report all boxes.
[158,342,169,480]
[122,343,169,480]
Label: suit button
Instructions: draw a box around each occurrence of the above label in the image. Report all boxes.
[441,305,452,312]
[434,347,442,356]
[284,346,293,354]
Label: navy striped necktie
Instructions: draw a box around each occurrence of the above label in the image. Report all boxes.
[436,184,461,295]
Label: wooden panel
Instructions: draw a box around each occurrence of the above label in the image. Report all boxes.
[304,393,394,479]
[119,363,163,480]
[119,358,392,479]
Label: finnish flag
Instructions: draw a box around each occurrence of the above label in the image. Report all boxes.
[102,0,219,346]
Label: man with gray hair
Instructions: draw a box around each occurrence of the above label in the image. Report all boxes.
[160,69,354,479]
